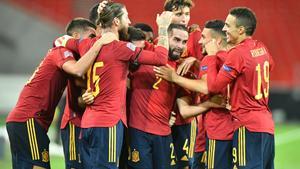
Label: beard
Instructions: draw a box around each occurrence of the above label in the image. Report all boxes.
[169,48,183,61]
[118,26,129,41]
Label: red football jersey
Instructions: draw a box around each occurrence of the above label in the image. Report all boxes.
[182,29,204,61]
[6,47,75,131]
[207,38,275,134]
[174,80,198,125]
[194,115,206,153]
[200,51,234,140]
[175,30,204,125]
[70,38,168,128]
[129,61,179,136]
[60,78,85,129]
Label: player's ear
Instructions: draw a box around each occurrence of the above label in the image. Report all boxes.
[216,37,222,46]
[238,25,246,35]
[113,17,120,26]
[71,32,80,39]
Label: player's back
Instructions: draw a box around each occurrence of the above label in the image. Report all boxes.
[7,47,74,130]
[225,38,274,133]
[230,39,273,111]
[81,41,136,128]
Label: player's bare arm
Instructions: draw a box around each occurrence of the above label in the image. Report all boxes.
[156,11,173,49]
[177,95,226,119]
[154,64,209,94]
[62,32,117,77]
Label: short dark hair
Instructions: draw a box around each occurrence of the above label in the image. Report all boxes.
[133,23,153,33]
[128,26,146,42]
[229,7,257,36]
[98,2,125,29]
[89,3,99,25]
[65,18,96,36]
[168,23,188,34]
[204,20,226,37]
[164,0,194,11]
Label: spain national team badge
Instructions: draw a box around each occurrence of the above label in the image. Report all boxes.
[41,149,49,162]
[131,149,140,162]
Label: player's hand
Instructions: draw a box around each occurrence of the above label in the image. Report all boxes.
[169,111,176,127]
[54,35,73,47]
[82,89,94,105]
[156,11,173,28]
[97,0,108,14]
[153,64,177,82]
[95,32,118,47]
[205,39,218,56]
[210,94,226,105]
[204,94,226,108]
[177,57,197,75]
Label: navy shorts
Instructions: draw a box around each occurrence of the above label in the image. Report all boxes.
[191,151,206,169]
[80,120,124,169]
[61,122,83,169]
[206,137,232,169]
[127,127,176,169]
[6,118,50,169]
[171,119,197,168]
[232,126,274,169]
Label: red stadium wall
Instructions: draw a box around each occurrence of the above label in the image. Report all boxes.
[8,0,300,89]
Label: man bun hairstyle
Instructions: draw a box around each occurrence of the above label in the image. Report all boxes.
[97,1,125,29]
[89,3,100,25]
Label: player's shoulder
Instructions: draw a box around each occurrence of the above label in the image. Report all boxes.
[48,47,74,59]
[117,41,137,52]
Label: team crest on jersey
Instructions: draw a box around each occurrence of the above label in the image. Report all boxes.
[131,149,140,162]
[201,65,208,71]
[64,51,73,58]
[126,42,136,51]
[41,149,49,162]
[223,65,232,72]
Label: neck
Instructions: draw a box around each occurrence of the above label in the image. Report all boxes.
[235,34,249,45]
[102,27,119,40]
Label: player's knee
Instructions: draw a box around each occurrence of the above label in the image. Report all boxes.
[32,165,47,169]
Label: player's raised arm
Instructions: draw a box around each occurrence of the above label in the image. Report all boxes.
[62,32,117,77]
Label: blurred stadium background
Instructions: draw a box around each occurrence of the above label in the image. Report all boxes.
[0,0,299,168]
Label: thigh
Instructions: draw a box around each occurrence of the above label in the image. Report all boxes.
[232,127,274,169]
[152,134,175,169]
[61,122,83,169]
[191,151,206,169]
[206,138,232,169]
[81,121,124,169]
[128,127,153,169]
[6,118,50,169]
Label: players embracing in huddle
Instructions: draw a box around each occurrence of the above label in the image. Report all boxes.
[6,0,275,169]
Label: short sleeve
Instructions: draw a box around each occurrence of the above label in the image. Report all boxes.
[78,37,98,57]
[55,48,75,69]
